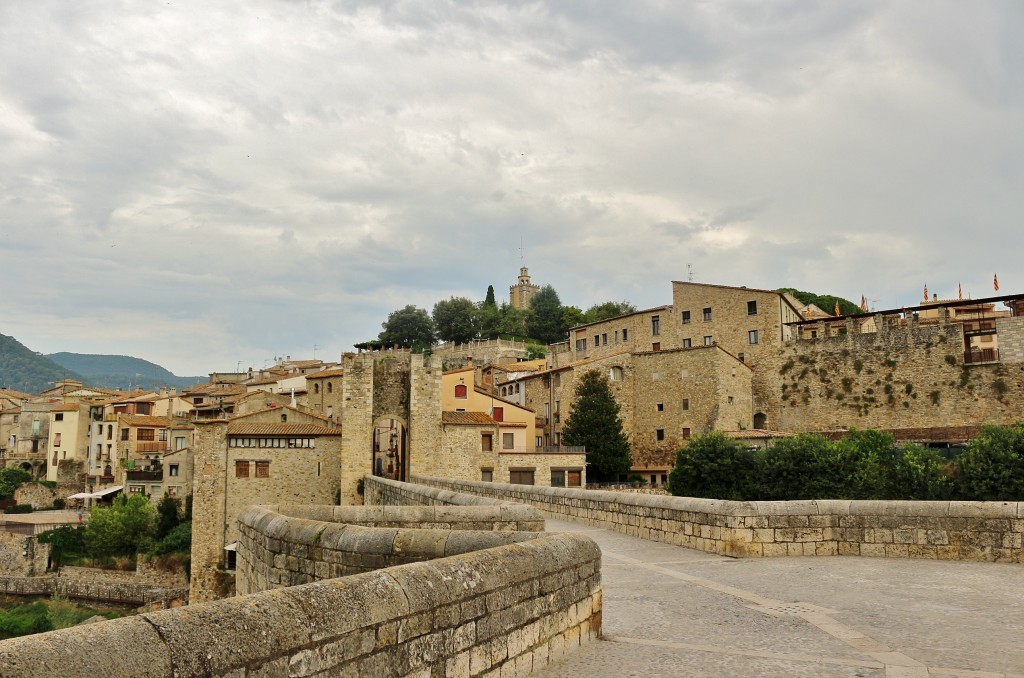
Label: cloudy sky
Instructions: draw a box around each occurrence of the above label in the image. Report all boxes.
[1,1,1021,376]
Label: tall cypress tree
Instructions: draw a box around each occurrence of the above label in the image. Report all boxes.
[484,285,497,308]
[561,370,631,482]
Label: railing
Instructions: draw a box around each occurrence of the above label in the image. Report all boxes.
[964,348,999,364]
[134,442,169,453]
[498,446,586,455]
[126,470,163,482]
[535,416,548,427]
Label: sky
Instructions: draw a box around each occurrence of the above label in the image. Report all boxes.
[1,1,1022,376]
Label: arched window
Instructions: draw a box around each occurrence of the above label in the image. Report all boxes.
[327,382,333,394]
[753,412,767,430]
[455,384,468,399]
[314,383,320,394]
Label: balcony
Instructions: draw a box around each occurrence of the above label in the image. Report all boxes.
[126,470,163,482]
[964,348,999,365]
[135,442,169,453]
[498,446,586,455]
[535,416,548,427]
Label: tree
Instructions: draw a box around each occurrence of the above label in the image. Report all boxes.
[526,285,567,344]
[0,467,31,500]
[668,432,755,500]
[36,525,86,568]
[955,423,1024,501]
[155,496,181,541]
[378,305,436,349]
[583,301,637,324]
[561,306,586,330]
[495,303,528,338]
[483,285,497,308]
[84,493,156,558]
[561,370,631,482]
[432,297,480,344]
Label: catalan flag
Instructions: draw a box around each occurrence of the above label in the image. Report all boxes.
[923,283,929,302]
[994,273,999,292]
[958,282,963,300]
[834,301,841,316]
[860,295,867,312]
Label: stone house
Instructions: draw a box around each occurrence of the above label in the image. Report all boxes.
[46,402,91,482]
[304,367,344,420]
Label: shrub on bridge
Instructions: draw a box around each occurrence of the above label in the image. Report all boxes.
[668,431,756,500]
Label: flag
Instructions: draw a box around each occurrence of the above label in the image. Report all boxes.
[923,283,928,301]
[994,273,999,292]
[958,282,962,300]
[834,301,841,316]
[860,295,867,312]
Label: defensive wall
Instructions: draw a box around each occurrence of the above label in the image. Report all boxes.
[0,481,602,678]
[0,574,187,607]
[410,476,1024,563]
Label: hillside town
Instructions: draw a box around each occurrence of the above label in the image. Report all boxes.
[0,267,1022,671]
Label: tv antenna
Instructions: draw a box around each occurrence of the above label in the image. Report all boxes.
[687,264,696,282]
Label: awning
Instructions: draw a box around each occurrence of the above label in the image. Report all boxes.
[66,492,94,500]
[224,542,237,552]
[92,485,124,498]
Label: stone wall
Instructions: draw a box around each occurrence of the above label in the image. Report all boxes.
[0,500,602,678]
[13,483,58,510]
[0,574,187,606]
[234,504,546,595]
[60,564,187,589]
[409,476,1024,563]
[766,315,1024,433]
[0,532,48,576]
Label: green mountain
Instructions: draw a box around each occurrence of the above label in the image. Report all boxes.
[777,288,862,316]
[0,334,85,394]
[47,353,204,392]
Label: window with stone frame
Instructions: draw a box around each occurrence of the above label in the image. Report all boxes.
[651,315,661,336]
[256,461,270,478]
[703,307,712,321]
[502,432,515,449]
[747,300,758,315]
[235,460,250,478]
[682,398,689,410]
[481,468,493,482]
[748,329,759,345]
[682,338,692,348]
[509,468,535,485]
[137,428,155,441]
[681,310,691,324]
[481,433,493,451]
[703,336,713,346]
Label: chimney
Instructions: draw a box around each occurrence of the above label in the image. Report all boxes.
[466,356,474,369]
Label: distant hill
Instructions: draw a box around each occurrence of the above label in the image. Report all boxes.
[777,288,862,317]
[47,353,205,391]
[0,334,85,394]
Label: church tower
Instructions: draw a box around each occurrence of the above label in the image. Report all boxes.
[510,266,541,310]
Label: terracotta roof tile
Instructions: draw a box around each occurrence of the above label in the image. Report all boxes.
[442,411,498,426]
[305,368,344,379]
[182,384,247,396]
[227,423,341,436]
[121,415,171,428]
[229,405,332,423]
[50,403,81,412]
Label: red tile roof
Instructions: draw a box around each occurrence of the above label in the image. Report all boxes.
[305,368,344,379]
[227,423,341,436]
[121,415,171,428]
[442,411,498,426]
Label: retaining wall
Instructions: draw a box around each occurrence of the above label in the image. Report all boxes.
[409,476,1024,563]
[0,575,187,606]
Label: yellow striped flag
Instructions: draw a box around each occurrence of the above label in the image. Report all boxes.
[994,273,999,292]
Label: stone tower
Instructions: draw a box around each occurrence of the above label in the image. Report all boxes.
[339,351,442,505]
[510,266,540,310]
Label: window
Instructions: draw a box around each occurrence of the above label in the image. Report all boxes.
[501,386,507,396]
[280,413,287,423]
[738,353,745,363]
[551,469,566,487]
[748,330,759,345]
[651,315,661,336]
[681,310,691,324]
[235,460,250,478]
[656,403,664,412]
[614,330,619,343]
[554,373,561,387]
[622,329,628,341]
[567,470,582,487]
[509,468,535,485]
[256,461,270,478]
[55,413,64,422]
[656,429,665,441]
[454,384,468,399]
[704,336,713,346]
[602,333,608,345]
[652,342,661,351]
[481,434,493,451]
[137,428,155,441]
[682,428,691,440]
[747,300,758,315]
[327,382,333,394]
[575,338,587,352]
[682,399,689,411]
[491,407,503,422]
[535,436,543,448]
[120,428,129,441]
[682,338,692,348]
[703,307,712,321]
[502,432,515,450]
[107,425,113,440]
[53,433,61,446]
[169,464,179,477]
[175,436,186,450]
[515,383,520,394]
[481,468,493,482]
[593,335,599,347]
[609,366,623,381]
[728,396,734,405]
[159,429,168,441]
[314,383,320,394]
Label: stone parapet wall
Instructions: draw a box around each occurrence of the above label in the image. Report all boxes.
[59,564,187,589]
[0,574,187,606]
[235,505,545,594]
[0,512,602,678]
[410,476,1024,563]
[275,500,545,531]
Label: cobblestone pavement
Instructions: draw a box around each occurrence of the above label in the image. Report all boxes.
[533,518,1024,678]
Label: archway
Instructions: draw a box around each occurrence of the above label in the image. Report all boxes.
[753,412,767,430]
[371,416,408,482]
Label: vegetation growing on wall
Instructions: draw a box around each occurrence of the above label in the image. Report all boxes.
[669,424,1024,501]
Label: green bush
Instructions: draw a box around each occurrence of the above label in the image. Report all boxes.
[37,525,87,568]
[150,521,191,556]
[955,424,1024,501]
[0,468,31,500]
[755,434,843,500]
[668,432,755,501]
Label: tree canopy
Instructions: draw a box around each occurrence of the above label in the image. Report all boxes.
[777,288,861,316]
[432,297,480,344]
[561,370,631,482]
[378,305,436,349]
[526,285,568,345]
[582,301,637,324]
